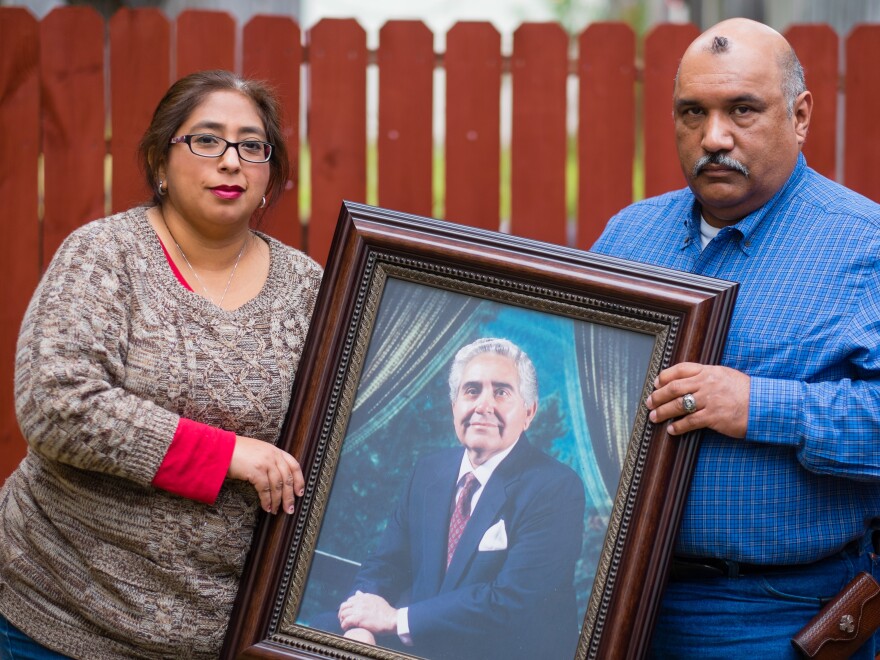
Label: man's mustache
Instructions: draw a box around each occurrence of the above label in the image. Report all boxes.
[465,412,502,428]
[693,152,750,178]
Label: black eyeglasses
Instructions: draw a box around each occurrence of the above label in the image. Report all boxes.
[170,134,273,163]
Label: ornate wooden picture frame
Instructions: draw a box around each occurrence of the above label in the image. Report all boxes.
[222,201,738,659]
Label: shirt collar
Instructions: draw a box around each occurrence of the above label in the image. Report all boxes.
[683,153,807,254]
[457,439,519,487]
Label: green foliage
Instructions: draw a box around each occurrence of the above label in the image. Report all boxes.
[546,0,602,36]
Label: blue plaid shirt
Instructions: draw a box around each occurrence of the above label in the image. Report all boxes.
[592,154,880,564]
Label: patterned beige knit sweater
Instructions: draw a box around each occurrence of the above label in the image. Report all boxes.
[0,207,322,658]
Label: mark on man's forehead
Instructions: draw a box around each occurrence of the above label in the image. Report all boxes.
[709,35,730,53]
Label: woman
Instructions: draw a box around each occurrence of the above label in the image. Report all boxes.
[0,70,322,658]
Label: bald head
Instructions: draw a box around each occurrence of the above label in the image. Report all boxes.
[677,18,806,116]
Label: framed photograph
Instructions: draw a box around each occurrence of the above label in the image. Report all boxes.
[222,202,738,660]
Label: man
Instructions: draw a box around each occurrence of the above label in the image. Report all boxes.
[335,337,585,660]
[592,18,880,658]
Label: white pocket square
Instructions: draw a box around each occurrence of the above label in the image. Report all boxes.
[478,519,508,551]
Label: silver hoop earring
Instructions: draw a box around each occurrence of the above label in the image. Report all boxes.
[259,196,267,209]
[158,180,168,196]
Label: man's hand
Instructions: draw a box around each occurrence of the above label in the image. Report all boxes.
[645,363,750,437]
[338,591,398,635]
[343,628,377,645]
[227,436,305,515]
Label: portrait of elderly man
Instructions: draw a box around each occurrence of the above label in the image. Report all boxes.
[334,337,586,660]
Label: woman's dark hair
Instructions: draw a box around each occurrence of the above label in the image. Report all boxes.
[138,69,290,210]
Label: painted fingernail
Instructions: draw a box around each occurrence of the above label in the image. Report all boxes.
[288,505,295,514]
[298,488,305,496]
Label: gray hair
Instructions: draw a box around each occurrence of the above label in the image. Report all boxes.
[674,36,807,117]
[779,47,807,117]
[448,338,538,408]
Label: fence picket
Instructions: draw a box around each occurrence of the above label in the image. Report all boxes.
[844,25,880,202]
[785,24,838,180]
[578,22,636,249]
[176,10,235,77]
[243,15,303,249]
[308,19,368,264]
[643,23,699,199]
[445,22,502,231]
[378,20,435,219]
[510,23,568,245]
[110,8,172,212]
[0,7,40,486]
[40,6,106,265]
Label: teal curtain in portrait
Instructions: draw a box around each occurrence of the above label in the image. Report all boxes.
[574,322,654,498]
[343,280,489,451]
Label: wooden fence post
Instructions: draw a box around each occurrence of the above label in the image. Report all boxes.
[642,23,699,199]
[40,6,105,265]
[176,10,235,77]
[307,18,368,265]
[844,24,880,202]
[578,22,636,249]
[243,15,303,249]
[445,22,502,231]
[0,7,40,485]
[110,8,172,213]
[377,20,435,219]
[785,24,838,180]
[510,22,569,245]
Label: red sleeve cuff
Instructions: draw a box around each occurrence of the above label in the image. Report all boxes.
[152,418,236,504]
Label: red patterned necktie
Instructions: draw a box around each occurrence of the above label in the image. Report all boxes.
[447,472,480,567]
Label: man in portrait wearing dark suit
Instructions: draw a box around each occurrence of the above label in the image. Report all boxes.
[336,337,586,660]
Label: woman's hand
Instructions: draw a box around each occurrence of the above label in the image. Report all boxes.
[227,436,305,514]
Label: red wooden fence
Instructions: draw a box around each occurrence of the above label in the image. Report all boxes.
[2,6,879,484]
